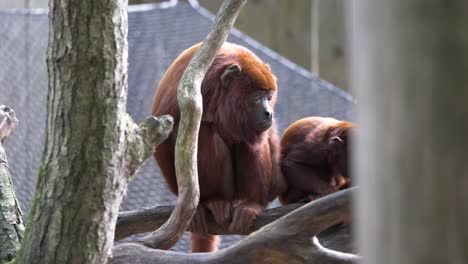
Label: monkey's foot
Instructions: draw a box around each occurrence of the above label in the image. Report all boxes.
[205,199,232,229]
[228,201,262,233]
[189,205,209,237]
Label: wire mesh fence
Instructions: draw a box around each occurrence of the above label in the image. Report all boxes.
[0,1,354,251]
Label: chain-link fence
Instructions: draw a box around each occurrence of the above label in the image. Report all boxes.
[0,1,354,251]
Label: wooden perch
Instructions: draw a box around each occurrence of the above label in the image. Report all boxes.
[0,105,24,263]
[115,193,354,253]
[110,188,359,264]
[115,203,303,240]
[136,0,247,250]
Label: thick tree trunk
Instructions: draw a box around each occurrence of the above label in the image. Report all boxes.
[16,1,130,263]
[0,106,23,263]
[15,1,173,263]
[349,1,468,263]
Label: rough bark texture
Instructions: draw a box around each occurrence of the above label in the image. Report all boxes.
[111,188,359,264]
[349,1,468,263]
[138,0,247,249]
[15,1,173,263]
[0,106,24,263]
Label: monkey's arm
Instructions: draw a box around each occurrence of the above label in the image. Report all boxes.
[267,125,286,201]
[282,160,336,195]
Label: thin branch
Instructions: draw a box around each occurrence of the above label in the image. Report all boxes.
[0,105,24,263]
[125,114,174,178]
[110,188,360,264]
[137,0,247,249]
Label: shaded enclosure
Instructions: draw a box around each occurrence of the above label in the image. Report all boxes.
[0,1,353,251]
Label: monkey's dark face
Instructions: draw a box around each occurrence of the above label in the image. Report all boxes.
[328,136,350,181]
[218,63,277,143]
[249,90,274,132]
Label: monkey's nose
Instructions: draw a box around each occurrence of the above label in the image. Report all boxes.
[265,110,272,119]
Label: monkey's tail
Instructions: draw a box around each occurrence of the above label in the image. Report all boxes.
[190,233,220,252]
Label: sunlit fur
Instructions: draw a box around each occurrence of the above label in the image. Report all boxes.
[152,42,282,252]
[279,116,354,205]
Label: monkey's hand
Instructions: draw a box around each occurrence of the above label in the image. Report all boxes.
[189,204,209,237]
[205,199,232,229]
[228,200,263,233]
[334,174,351,190]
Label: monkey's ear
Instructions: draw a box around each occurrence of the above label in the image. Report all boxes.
[328,136,343,155]
[221,64,242,87]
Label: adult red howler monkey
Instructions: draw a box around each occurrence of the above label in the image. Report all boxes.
[152,42,283,252]
[279,117,354,205]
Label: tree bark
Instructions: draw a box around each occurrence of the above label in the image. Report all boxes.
[349,1,468,263]
[15,1,173,263]
[0,105,24,263]
[137,0,247,250]
[111,188,359,264]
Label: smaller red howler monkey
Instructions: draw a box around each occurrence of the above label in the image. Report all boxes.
[279,116,354,204]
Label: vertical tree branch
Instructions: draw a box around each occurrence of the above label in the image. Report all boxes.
[0,105,23,263]
[138,0,248,249]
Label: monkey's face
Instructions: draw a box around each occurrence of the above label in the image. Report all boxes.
[249,90,275,132]
[328,136,351,185]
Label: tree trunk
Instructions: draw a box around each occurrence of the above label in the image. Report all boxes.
[349,1,468,263]
[16,0,129,262]
[0,106,23,263]
[14,0,172,261]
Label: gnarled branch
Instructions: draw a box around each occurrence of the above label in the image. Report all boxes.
[136,0,247,250]
[0,105,24,263]
[115,203,303,240]
[124,114,174,178]
[111,188,359,264]
[115,195,353,252]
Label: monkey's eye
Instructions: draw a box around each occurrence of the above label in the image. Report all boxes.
[254,96,261,103]
[268,96,273,101]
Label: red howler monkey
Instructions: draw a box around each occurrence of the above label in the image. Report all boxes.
[152,42,283,252]
[279,116,353,205]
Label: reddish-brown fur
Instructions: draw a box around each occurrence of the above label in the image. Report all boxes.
[278,117,353,205]
[152,42,283,252]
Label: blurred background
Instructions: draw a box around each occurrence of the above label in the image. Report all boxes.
[0,0,349,91]
[0,0,352,252]
[2,0,465,262]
